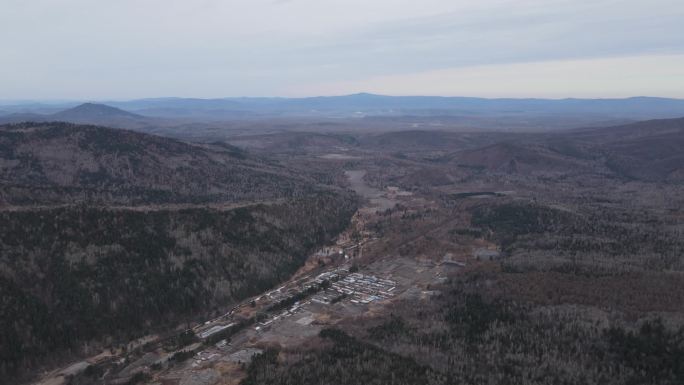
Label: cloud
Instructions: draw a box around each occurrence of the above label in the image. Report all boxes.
[290,0,684,75]
[0,0,682,98]
[288,54,684,98]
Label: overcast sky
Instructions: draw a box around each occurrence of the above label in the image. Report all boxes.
[1,0,683,99]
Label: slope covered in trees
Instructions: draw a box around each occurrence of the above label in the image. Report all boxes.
[0,122,313,205]
[0,192,357,377]
[241,271,684,385]
[0,122,360,382]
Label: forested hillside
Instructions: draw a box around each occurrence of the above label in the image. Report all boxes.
[0,192,357,377]
[0,122,311,205]
[243,276,684,385]
[0,122,360,383]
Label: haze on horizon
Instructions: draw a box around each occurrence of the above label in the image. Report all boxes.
[2,0,684,100]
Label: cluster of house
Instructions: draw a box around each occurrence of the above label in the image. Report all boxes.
[312,272,396,305]
[192,264,401,346]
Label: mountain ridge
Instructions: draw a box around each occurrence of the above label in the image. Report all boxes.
[52,103,143,120]
[2,95,684,122]
[0,122,318,206]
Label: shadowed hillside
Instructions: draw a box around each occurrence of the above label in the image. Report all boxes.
[0,122,316,205]
[387,117,684,181]
[0,194,357,379]
[452,142,591,174]
[564,118,684,181]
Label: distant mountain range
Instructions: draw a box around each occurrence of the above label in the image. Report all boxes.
[109,94,684,120]
[1,94,684,122]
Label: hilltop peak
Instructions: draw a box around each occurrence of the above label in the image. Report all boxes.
[55,103,141,118]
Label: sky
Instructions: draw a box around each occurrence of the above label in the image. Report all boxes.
[1,0,684,99]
